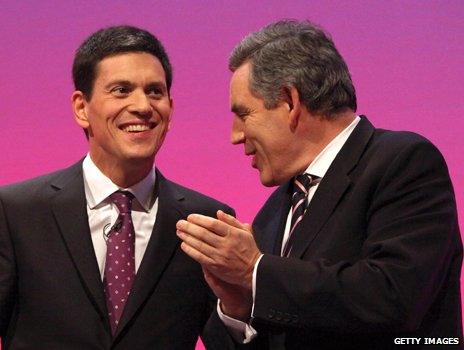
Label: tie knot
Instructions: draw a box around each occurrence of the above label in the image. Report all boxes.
[109,191,134,213]
[294,173,320,195]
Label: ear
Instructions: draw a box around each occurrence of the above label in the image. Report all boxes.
[283,86,302,132]
[167,97,174,131]
[71,91,90,129]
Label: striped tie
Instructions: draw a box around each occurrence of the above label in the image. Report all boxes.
[282,173,320,257]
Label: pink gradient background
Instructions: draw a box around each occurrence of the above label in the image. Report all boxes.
[1,1,462,348]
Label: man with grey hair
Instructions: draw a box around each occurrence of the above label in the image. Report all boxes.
[177,20,462,349]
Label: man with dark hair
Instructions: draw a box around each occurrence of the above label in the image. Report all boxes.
[72,26,173,99]
[177,20,463,349]
[0,25,232,349]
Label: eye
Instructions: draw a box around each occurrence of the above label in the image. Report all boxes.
[236,110,250,120]
[110,86,131,96]
[147,86,165,99]
[232,106,252,121]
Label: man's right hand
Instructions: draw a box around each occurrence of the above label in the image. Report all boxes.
[203,267,252,322]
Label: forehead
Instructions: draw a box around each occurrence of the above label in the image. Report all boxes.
[230,63,250,92]
[230,63,254,102]
[230,62,267,110]
[95,52,167,84]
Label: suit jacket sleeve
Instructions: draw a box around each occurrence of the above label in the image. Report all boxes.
[252,137,461,333]
[0,194,17,337]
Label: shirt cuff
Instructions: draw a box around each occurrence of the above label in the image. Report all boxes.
[251,253,264,316]
[216,254,264,343]
[216,300,258,344]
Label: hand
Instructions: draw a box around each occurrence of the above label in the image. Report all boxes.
[176,210,261,290]
[203,267,252,322]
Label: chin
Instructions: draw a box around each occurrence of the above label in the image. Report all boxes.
[259,169,290,187]
[259,173,279,187]
[122,151,156,164]
[123,146,158,159]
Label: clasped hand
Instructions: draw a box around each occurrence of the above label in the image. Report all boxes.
[176,210,261,291]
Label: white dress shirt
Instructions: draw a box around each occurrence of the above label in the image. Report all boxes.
[82,155,159,279]
[218,116,361,342]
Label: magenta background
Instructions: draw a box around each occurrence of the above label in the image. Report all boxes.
[1,1,462,348]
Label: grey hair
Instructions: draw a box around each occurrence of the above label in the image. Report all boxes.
[229,20,357,116]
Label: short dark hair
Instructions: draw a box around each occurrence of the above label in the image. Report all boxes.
[72,25,172,99]
[229,20,356,116]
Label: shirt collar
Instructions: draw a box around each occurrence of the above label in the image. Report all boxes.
[82,154,156,212]
[304,116,360,179]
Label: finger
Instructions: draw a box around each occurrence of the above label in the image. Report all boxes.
[176,219,222,247]
[217,210,252,233]
[203,267,225,285]
[186,214,232,237]
[202,267,217,286]
[177,230,217,259]
[202,268,229,299]
[179,241,216,266]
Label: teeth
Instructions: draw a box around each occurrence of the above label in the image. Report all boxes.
[122,124,151,132]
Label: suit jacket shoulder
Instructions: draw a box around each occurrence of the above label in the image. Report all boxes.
[157,171,235,217]
[0,161,82,204]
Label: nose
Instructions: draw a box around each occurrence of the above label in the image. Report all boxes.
[230,116,245,145]
[128,89,152,116]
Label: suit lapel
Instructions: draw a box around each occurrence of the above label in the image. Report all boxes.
[288,174,351,258]
[50,161,109,323]
[253,183,292,255]
[289,116,375,258]
[272,185,293,255]
[115,170,184,339]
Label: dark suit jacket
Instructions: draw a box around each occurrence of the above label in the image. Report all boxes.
[234,117,462,349]
[0,161,233,349]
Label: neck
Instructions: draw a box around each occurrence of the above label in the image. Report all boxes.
[294,110,356,175]
[90,154,154,188]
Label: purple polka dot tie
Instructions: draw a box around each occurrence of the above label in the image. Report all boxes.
[104,191,136,335]
[282,173,320,257]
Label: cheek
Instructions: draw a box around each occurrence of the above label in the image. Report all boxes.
[87,103,118,124]
[262,136,288,165]
[155,100,172,119]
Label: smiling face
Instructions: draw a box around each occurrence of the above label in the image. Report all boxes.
[230,63,302,186]
[73,52,172,176]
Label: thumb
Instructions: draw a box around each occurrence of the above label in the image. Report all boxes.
[243,223,253,233]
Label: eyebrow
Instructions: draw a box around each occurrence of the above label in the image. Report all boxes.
[104,80,132,89]
[104,80,167,90]
[146,81,167,92]
[231,104,250,115]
